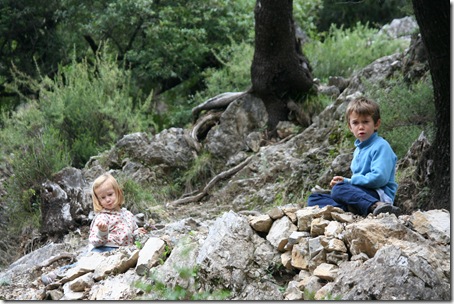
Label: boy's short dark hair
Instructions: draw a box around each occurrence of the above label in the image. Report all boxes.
[346,96,381,124]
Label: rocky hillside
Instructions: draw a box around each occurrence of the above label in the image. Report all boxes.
[0,17,449,301]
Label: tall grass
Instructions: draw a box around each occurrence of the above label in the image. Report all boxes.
[365,75,434,159]
[305,22,410,81]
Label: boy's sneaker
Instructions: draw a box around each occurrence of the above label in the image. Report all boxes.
[371,202,400,216]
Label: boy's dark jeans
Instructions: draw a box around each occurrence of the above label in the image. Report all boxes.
[307,182,379,216]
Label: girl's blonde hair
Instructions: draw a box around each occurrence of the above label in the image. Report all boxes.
[91,173,124,213]
[346,96,381,125]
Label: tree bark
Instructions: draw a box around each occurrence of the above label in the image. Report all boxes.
[411,0,450,210]
[251,0,313,135]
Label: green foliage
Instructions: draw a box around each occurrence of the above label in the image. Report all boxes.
[135,240,143,250]
[0,0,256,127]
[304,288,341,300]
[135,237,230,300]
[316,0,411,32]
[293,0,324,37]
[305,22,409,81]
[0,102,70,233]
[120,178,158,208]
[365,75,434,159]
[180,152,220,193]
[136,266,230,301]
[191,40,254,107]
[0,0,69,85]
[7,50,151,167]
[59,0,255,94]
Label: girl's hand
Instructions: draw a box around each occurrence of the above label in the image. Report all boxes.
[330,176,344,187]
[97,220,109,232]
[137,227,147,234]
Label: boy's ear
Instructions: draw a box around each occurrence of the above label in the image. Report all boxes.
[374,118,381,130]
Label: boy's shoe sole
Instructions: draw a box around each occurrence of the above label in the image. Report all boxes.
[373,202,400,216]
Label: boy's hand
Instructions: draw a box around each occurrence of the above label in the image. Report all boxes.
[330,176,344,187]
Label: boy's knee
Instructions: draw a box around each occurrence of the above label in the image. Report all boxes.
[307,194,319,206]
[331,182,348,200]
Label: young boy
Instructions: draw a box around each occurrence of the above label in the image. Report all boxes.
[307,96,399,216]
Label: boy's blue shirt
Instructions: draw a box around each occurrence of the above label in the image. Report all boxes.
[343,132,398,202]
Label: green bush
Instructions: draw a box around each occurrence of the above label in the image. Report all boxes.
[0,51,154,239]
[119,177,161,215]
[191,40,254,107]
[179,151,220,193]
[7,51,152,168]
[0,101,70,232]
[366,75,434,159]
[293,0,324,37]
[305,22,409,81]
[316,0,411,33]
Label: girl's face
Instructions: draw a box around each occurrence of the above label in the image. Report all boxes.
[95,182,119,211]
[348,112,381,142]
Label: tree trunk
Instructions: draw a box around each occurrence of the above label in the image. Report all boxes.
[411,0,450,210]
[251,0,313,135]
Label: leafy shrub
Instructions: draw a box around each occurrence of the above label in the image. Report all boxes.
[119,177,162,215]
[293,0,324,37]
[316,0,411,33]
[179,151,220,194]
[191,41,254,105]
[365,75,435,159]
[7,51,151,168]
[0,51,154,238]
[0,102,70,233]
[305,22,409,81]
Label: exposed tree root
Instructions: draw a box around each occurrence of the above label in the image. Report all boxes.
[190,111,223,147]
[191,91,246,122]
[37,252,76,269]
[167,155,253,207]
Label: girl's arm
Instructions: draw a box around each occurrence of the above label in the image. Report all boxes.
[124,209,147,238]
[89,214,109,247]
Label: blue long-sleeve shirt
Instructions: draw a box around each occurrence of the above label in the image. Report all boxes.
[344,132,398,203]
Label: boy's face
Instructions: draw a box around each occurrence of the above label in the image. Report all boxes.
[95,182,119,211]
[348,112,381,142]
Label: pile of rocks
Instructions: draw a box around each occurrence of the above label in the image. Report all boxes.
[0,205,449,300]
[248,205,450,300]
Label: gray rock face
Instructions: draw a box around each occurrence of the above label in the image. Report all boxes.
[332,245,450,300]
[205,94,268,160]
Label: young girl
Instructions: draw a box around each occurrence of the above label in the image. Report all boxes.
[42,173,147,285]
[89,173,146,252]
